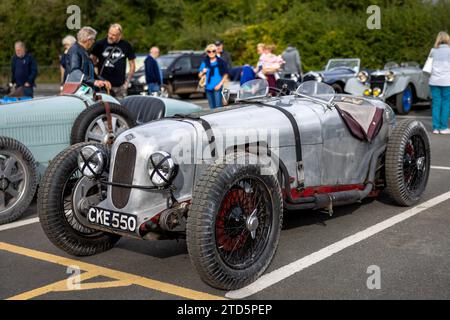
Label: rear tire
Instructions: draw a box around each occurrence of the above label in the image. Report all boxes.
[70,102,136,145]
[0,137,37,225]
[385,120,430,206]
[38,143,120,256]
[187,160,283,290]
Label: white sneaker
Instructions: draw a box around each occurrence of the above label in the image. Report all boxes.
[440,129,450,135]
[433,130,440,134]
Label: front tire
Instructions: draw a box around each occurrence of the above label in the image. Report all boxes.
[331,83,344,94]
[38,143,120,256]
[0,137,37,225]
[187,161,283,290]
[395,85,414,115]
[385,120,430,206]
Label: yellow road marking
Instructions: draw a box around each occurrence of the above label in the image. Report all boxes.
[0,242,225,300]
[7,272,100,300]
[58,280,133,292]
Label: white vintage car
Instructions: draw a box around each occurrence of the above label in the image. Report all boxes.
[345,62,430,114]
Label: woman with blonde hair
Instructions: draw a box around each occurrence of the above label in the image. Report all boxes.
[198,44,229,109]
[60,35,77,85]
[428,31,450,134]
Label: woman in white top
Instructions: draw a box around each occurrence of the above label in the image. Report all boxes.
[429,32,450,134]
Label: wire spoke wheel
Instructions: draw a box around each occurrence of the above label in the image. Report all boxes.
[187,161,283,290]
[385,120,430,207]
[403,135,428,196]
[215,178,273,270]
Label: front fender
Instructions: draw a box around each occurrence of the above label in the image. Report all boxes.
[345,78,368,97]
[383,76,410,99]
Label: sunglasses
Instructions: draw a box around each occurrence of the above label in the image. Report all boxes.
[207,50,217,54]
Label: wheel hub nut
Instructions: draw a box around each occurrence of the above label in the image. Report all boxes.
[0,178,9,191]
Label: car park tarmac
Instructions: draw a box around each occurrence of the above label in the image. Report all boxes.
[0,104,449,300]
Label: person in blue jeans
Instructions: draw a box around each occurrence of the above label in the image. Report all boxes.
[145,47,162,95]
[198,44,229,109]
[429,32,450,135]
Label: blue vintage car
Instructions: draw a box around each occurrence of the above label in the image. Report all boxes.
[0,79,201,225]
[303,58,361,93]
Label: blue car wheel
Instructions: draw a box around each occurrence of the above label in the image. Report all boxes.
[396,85,413,115]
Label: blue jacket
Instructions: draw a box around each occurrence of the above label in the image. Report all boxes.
[11,53,38,87]
[144,55,162,85]
[65,42,97,87]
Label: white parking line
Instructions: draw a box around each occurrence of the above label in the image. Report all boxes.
[431,166,450,171]
[0,217,39,232]
[226,191,450,300]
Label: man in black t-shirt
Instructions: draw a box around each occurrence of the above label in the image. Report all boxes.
[91,23,136,98]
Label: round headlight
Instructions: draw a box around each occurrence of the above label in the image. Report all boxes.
[315,73,323,83]
[358,71,369,83]
[138,75,146,84]
[147,152,176,187]
[373,87,382,97]
[364,88,372,96]
[78,146,107,178]
[386,71,395,83]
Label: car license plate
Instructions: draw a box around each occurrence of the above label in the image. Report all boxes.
[88,207,137,233]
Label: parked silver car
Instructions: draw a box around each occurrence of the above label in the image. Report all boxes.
[345,61,430,114]
[38,80,431,290]
[303,58,361,93]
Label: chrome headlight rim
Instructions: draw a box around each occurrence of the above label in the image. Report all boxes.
[147,151,177,187]
[357,71,369,83]
[78,145,108,178]
[385,71,395,83]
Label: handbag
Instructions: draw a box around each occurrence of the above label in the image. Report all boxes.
[423,50,433,74]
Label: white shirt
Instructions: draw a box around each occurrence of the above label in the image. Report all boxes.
[430,44,450,87]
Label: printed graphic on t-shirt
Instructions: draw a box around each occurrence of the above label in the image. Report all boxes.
[102,46,125,69]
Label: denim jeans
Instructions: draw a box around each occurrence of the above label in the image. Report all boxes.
[430,85,450,130]
[206,89,223,109]
[148,83,161,94]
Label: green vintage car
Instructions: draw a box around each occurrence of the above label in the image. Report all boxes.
[0,81,201,225]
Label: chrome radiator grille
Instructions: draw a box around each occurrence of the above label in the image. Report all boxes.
[370,75,386,90]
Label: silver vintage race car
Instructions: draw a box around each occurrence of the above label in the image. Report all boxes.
[345,61,430,114]
[38,80,431,290]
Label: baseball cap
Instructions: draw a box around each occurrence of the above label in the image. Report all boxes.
[215,40,223,46]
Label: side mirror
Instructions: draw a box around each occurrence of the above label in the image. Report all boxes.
[172,66,182,73]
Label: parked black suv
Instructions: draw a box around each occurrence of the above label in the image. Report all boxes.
[128,51,206,99]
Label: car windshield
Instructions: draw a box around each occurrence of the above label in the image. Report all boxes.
[65,70,84,84]
[401,61,420,68]
[384,61,399,69]
[326,59,360,72]
[157,56,177,69]
[296,81,336,102]
[237,79,269,100]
